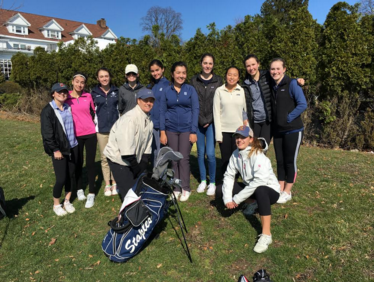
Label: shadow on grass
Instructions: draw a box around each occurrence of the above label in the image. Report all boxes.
[0,195,36,249]
[190,153,224,186]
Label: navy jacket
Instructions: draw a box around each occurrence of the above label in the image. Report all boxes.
[160,83,199,133]
[150,77,170,129]
[272,75,307,133]
[91,85,119,133]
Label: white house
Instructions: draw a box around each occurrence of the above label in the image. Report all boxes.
[0,9,118,79]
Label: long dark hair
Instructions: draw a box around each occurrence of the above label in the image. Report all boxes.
[170,61,188,84]
[148,59,164,88]
[243,54,259,80]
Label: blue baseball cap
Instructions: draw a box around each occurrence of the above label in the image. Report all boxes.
[51,82,68,94]
[233,125,254,138]
[137,88,155,100]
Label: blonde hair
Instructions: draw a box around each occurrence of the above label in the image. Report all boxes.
[248,137,263,158]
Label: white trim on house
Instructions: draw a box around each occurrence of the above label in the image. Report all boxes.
[100,28,117,40]
[5,13,31,35]
[70,24,92,39]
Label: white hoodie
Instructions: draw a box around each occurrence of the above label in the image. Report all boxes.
[222,142,280,205]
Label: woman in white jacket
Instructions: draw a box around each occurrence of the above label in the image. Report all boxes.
[215,125,280,253]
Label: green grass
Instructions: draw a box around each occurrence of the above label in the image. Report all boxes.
[0,118,373,281]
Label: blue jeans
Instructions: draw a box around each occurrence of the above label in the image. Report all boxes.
[196,123,216,183]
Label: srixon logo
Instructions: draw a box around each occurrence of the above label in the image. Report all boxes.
[125,217,153,253]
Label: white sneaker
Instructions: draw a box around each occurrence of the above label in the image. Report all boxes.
[179,190,191,202]
[197,182,207,193]
[173,190,181,200]
[53,204,67,216]
[253,234,272,253]
[104,185,112,197]
[77,189,86,201]
[85,194,95,209]
[64,201,75,214]
[206,183,216,196]
[111,184,118,196]
[277,192,292,204]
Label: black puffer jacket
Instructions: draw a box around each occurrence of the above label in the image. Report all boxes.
[242,70,273,128]
[190,74,223,126]
[40,103,71,156]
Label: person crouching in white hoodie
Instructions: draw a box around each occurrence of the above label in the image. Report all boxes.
[215,125,280,253]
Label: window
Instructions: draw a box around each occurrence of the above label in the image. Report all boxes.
[13,43,19,49]
[47,30,59,39]
[20,44,26,50]
[11,25,26,34]
[0,59,12,79]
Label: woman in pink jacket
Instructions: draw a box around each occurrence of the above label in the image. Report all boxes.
[66,72,98,208]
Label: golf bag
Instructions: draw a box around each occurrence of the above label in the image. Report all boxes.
[102,147,192,263]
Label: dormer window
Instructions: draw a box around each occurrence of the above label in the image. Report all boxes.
[12,25,27,34]
[5,13,31,35]
[47,30,60,39]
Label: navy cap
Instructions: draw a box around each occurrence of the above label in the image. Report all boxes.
[233,125,254,138]
[51,82,68,94]
[137,88,155,100]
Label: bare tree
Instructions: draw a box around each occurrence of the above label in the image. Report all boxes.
[359,0,374,15]
[141,6,183,39]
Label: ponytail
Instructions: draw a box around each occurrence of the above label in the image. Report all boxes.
[248,137,263,158]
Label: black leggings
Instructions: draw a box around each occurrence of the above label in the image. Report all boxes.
[108,159,137,201]
[253,121,272,146]
[219,132,237,174]
[216,182,279,216]
[273,131,303,183]
[51,146,78,199]
[76,134,97,194]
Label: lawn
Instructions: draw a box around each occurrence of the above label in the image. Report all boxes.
[0,118,373,281]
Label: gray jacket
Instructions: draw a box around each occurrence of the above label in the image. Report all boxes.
[118,83,144,115]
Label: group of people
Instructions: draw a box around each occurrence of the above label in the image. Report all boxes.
[40,54,307,253]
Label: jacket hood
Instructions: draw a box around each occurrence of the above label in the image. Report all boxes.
[122,83,143,91]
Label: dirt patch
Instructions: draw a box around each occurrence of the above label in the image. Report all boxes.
[0,110,39,123]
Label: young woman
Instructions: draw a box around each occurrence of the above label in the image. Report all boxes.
[190,53,223,196]
[41,83,78,216]
[148,59,169,166]
[269,58,307,204]
[118,64,144,115]
[213,66,247,174]
[160,61,199,202]
[243,54,305,145]
[215,125,280,253]
[66,73,97,208]
[91,68,119,197]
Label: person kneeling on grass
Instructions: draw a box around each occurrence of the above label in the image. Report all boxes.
[103,88,154,201]
[215,125,280,253]
[41,83,78,216]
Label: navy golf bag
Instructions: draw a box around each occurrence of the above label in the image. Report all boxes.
[102,147,192,263]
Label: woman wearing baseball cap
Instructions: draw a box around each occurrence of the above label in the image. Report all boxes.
[104,88,155,200]
[215,125,280,253]
[41,83,79,216]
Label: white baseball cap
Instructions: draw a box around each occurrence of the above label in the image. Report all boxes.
[125,64,138,74]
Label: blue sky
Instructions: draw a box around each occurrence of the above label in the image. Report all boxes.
[4,0,359,41]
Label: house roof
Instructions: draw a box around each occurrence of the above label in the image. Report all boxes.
[0,9,113,42]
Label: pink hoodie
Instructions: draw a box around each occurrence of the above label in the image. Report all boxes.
[66,91,96,137]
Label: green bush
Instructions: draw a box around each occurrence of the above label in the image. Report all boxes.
[0,81,23,94]
[0,93,22,110]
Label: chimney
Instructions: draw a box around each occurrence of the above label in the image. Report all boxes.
[97,18,107,29]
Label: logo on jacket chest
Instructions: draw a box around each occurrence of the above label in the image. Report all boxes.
[184,92,187,95]
[159,88,163,91]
